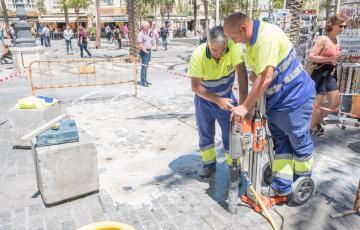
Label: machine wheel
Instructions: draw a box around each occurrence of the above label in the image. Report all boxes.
[262,163,272,186]
[291,177,314,204]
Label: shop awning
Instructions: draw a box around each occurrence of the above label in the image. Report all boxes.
[101,16,128,22]
[39,16,87,23]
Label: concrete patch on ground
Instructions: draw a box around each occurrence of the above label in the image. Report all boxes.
[67,97,205,207]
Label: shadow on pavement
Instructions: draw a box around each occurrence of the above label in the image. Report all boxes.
[167,153,230,209]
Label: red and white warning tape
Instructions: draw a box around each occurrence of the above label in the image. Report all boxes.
[0,72,17,84]
[314,105,360,119]
[145,63,360,120]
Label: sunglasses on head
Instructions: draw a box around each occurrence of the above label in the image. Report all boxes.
[339,25,347,29]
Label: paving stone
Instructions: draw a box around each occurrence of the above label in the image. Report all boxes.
[28,215,44,230]
[134,209,155,224]
[91,212,106,222]
[28,204,44,217]
[44,217,61,230]
[150,208,169,223]
[141,220,161,230]
[0,224,11,230]
[159,220,178,230]
[60,220,76,230]
[72,209,92,228]
[11,225,26,230]
[99,193,115,207]
[0,211,11,225]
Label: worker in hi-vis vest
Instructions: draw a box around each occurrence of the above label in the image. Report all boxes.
[188,26,248,178]
[224,13,315,197]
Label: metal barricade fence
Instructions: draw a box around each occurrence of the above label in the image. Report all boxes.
[28,56,139,97]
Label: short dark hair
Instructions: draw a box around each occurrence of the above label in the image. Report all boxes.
[224,12,250,28]
[325,13,347,33]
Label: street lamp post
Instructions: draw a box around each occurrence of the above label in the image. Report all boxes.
[12,0,36,47]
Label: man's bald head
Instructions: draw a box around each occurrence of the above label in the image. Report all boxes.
[224,12,250,28]
[224,12,253,45]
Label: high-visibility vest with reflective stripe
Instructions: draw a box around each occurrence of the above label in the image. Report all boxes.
[201,72,235,98]
[265,48,315,111]
[188,40,244,100]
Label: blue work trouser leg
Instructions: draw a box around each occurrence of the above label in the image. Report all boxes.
[195,98,216,165]
[214,108,232,165]
[140,50,151,84]
[267,98,314,194]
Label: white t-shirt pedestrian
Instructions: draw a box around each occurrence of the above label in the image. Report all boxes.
[64,29,73,41]
[43,27,50,37]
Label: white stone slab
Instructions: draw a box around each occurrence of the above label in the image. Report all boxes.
[32,130,99,205]
[8,103,62,148]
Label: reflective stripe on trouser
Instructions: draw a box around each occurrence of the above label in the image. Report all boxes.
[267,98,314,194]
[201,147,216,165]
[195,95,234,165]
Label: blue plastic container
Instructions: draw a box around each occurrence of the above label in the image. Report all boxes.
[36,119,79,147]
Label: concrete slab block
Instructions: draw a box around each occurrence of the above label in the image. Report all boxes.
[8,103,62,148]
[32,130,99,205]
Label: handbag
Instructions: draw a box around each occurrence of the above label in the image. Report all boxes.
[305,44,326,76]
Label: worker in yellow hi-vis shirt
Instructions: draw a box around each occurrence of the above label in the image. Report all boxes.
[224,13,315,197]
[188,26,248,178]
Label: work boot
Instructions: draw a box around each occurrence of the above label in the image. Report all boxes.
[263,186,290,197]
[199,163,216,178]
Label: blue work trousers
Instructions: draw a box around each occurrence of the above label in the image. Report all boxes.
[195,96,233,156]
[267,97,315,194]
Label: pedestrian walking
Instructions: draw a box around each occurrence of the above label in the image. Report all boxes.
[114,26,122,49]
[43,25,51,48]
[64,25,74,54]
[137,21,152,87]
[308,14,348,136]
[37,25,44,46]
[160,24,169,51]
[105,24,112,43]
[9,26,15,40]
[122,23,129,46]
[150,24,160,51]
[78,25,92,58]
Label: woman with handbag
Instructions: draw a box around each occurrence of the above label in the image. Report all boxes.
[308,14,347,136]
[78,25,92,58]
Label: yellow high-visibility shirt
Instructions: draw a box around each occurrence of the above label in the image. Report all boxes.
[188,40,244,80]
[246,21,293,75]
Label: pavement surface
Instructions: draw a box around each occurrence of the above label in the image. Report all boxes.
[0,38,360,230]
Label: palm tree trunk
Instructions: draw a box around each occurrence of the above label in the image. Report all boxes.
[64,7,70,26]
[127,0,139,57]
[0,0,9,30]
[95,0,101,49]
[203,0,209,34]
[289,0,302,48]
[154,4,157,25]
[75,7,80,29]
[193,0,197,36]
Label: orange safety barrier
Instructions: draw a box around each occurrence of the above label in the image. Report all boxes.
[28,56,139,96]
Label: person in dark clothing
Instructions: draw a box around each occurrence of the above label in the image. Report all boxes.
[114,26,122,49]
[78,25,92,58]
[160,24,169,50]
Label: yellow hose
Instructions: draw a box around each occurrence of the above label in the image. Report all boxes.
[76,221,135,230]
[249,186,279,230]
